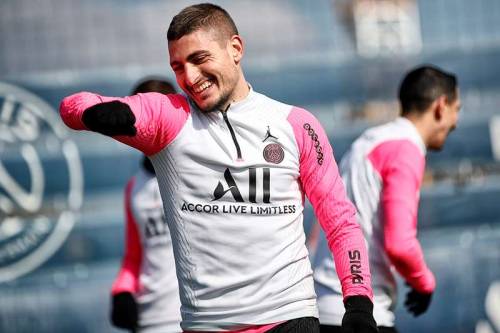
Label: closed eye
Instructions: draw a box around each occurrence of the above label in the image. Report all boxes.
[187,51,211,65]
[194,55,208,64]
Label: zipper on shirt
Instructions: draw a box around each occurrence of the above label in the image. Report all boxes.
[221,105,243,160]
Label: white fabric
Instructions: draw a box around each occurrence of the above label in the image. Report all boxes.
[150,90,317,331]
[131,169,182,332]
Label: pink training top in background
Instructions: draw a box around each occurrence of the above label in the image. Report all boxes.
[369,139,435,293]
[111,177,142,295]
[314,117,434,327]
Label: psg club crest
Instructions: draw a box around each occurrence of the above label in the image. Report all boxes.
[0,82,83,282]
[263,143,284,164]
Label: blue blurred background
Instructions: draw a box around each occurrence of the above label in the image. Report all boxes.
[0,0,499,332]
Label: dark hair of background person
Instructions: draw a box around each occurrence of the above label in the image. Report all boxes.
[399,65,458,116]
[167,3,238,42]
[131,78,176,95]
[130,78,177,173]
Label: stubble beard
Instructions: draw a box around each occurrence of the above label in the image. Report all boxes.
[198,88,232,113]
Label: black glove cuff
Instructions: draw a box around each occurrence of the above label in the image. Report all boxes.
[111,292,138,329]
[113,291,136,305]
[344,295,374,314]
[82,101,136,136]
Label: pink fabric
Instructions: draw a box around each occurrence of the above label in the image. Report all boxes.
[368,139,435,293]
[288,107,373,301]
[183,322,281,333]
[59,92,190,155]
[111,177,142,295]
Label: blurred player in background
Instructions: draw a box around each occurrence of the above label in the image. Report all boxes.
[110,79,182,333]
[60,3,377,332]
[313,65,460,333]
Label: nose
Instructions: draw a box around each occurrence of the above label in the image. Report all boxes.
[184,64,200,86]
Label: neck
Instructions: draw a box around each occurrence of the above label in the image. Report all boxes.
[223,71,250,110]
[403,113,433,149]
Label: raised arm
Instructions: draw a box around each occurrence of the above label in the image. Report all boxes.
[60,92,190,155]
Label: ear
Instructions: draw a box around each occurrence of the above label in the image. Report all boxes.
[433,95,447,121]
[229,35,244,64]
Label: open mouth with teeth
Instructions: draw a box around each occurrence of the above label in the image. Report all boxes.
[192,80,214,95]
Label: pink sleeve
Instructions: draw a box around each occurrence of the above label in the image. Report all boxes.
[368,140,435,293]
[288,107,373,301]
[111,178,143,295]
[59,92,190,155]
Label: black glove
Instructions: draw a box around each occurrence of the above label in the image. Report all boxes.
[82,101,136,136]
[405,288,432,317]
[342,296,378,333]
[110,292,138,330]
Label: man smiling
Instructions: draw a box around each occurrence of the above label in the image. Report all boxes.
[59,3,376,332]
[168,11,247,113]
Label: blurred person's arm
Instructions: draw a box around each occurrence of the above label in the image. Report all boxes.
[110,177,141,330]
[372,140,435,293]
[59,92,189,155]
[112,177,142,295]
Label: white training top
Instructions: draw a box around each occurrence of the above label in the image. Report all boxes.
[61,87,373,332]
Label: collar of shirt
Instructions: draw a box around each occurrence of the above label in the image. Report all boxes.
[395,116,427,156]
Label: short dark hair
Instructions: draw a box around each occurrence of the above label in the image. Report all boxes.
[167,3,238,43]
[131,78,176,95]
[399,65,458,115]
